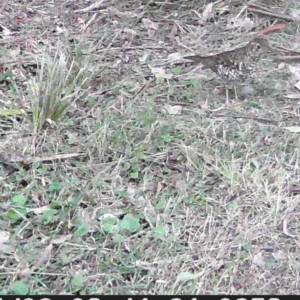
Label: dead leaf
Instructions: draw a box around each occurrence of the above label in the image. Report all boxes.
[0,25,12,37]
[284,126,300,133]
[156,181,163,194]
[142,18,158,37]
[284,93,300,99]
[142,18,158,30]
[164,104,182,115]
[29,205,50,214]
[9,47,21,58]
[169,24,178,41]
[290,8,300,20]
[98,213,118,221]
[34,244,53,268]
[0,230,9,245]
[278,62,286,70]
[19,267,32,280]
[210,258,225,271]
[9,153,27,163]
[252,252,266,268]
[127,184,136,201]
[56,24,67,34]
[228,17,254,30]
[295,81,300,91]
[123,28,137,35]
[107,6,141,19]
[139,52,149,63]
[168,52,183,61]
[143,201,157,226]
[149,66,173,79]
[272,249,286,261]
[288,65,300,80]
[51,234,72,244]
[174,179,187,191]
[202,3,214,22]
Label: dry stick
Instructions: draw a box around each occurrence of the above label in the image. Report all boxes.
[273,46,300,55]
[274,55,300,62]
[0,152,86,165]
[74,0,106,13]
[248,5,297,22]
[29,152,86,163]
[211,114,279,125]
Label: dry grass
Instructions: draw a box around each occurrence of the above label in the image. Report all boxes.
[1,0,300,295]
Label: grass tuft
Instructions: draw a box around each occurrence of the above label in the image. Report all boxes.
[27,43,90,133]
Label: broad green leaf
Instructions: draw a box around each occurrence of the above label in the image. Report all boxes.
[71,276,87,290]
[5,208,28,222]
[12,194,27,206]
[153,226,167,240]
[40,209,59,224]
[176,271,205,283]
[120,214,140,233]
[10,280,29,295]
[102,217,117,233]
[49,181,61,191]
[74,220,89,237]
[113,233,125,243]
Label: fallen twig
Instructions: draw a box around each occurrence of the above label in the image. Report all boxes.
[248,5,297,22]
[74,0,106,13]
[211,114,279,125]
[273,55,300,62]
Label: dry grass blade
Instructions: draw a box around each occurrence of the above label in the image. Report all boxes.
[3,0,300,295]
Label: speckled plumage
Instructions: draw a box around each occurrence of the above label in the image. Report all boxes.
[183,37,269,84]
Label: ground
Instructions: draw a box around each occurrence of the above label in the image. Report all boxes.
[0,0,300,295]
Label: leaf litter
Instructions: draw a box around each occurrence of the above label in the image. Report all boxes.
[1,0,300,295]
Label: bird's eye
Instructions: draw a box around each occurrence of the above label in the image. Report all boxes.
[256,44,261,50]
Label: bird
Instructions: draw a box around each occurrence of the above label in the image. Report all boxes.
[182,37,270,103]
